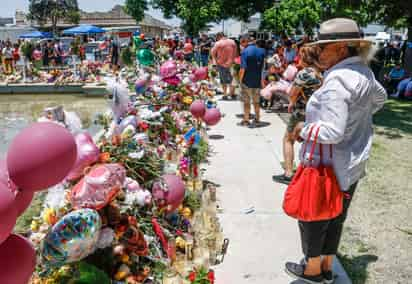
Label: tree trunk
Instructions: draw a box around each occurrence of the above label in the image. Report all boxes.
[52,15,58,37]
[404,17,412,75]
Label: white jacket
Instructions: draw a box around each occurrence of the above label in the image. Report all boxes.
[300,56,387,191]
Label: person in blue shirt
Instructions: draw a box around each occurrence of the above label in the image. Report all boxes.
[385,63,407,93]
[284,40,297,64]
[238,35,266,127]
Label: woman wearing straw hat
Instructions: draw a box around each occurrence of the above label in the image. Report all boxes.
[285,18,387,284]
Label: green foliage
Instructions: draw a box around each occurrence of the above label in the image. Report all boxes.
[365,0,411,30]
[124,0,148,23]
[28,0,80,34]
[184,190,202,211]
[261,0,373,36]
[152,0,223,36]
[262,0,321,35]
[15,192,46,234]
[72,262,111,284]
[220,0,274,22]
[21,41,35,59]
[121,46,134,66]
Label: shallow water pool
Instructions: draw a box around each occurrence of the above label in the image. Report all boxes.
[0,94,107,155]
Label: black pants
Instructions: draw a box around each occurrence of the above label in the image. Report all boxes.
[298,182,358,258]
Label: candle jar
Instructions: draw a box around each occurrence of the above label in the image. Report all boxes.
[184,234,194,261]
[168,237,177,264]
[192,246,210,269]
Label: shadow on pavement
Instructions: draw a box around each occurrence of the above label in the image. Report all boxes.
[209,134,225,140]
[236,113,255,119]
[338,254,378,284]
[251,121,271,128]
[220,97,239,102]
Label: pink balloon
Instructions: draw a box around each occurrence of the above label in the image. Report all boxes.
[135,79,147,89]
[0,159,17,193]
[66,132,100,181]
[190,100,206,119]
[14,190,34,217]
[0,234,36,284]
[160,60,177,79]
[0,159,27,218]
[203,108,222,126]
[152,174,185,212]
[7,122,77,192]
[174,50,184,60]
[75,132,94,144]
[189,74,197,82]
[283,64,298,81]
[194,67,208,81]
[163,75,181,86]
[70,163,126,210]
[0,183,17,245]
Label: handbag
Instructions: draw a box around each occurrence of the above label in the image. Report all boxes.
[282,125,343,221]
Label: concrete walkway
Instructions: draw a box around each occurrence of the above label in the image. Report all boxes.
[205,99,351,284]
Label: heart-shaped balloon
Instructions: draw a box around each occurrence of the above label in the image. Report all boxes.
[66,132,100,182]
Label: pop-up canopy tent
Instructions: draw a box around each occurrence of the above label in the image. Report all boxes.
[19,30,53,39]
[62,25,106,35]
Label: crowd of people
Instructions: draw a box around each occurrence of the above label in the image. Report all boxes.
[0,36,124,75]
[192,18,387,284]
[0,16,402,283]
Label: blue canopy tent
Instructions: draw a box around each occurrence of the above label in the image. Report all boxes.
[19,30,53,39]
[62,25,106,35]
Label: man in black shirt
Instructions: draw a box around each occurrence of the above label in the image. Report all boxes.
[199,34,211,67]
[110,38,119,70]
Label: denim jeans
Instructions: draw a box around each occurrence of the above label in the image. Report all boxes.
[200,53,209,67]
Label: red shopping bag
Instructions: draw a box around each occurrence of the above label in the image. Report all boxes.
[283,126,343,221]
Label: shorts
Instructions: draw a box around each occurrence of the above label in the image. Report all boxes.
[217,65,233,84]
[287,111,305,133]
[242,85,260,104]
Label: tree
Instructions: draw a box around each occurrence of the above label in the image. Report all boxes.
[28,0,80,35]
[365,0,412,72]
[261,0,373,37]
[152,0,223,36]
[220,0,274,22]
[124,0,148,23]
[262,0,321,36]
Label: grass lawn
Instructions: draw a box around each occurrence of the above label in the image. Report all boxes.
[339,99,412,283]
[14,192,46,234]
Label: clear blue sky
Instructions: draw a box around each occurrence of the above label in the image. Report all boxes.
[1,0,180,26]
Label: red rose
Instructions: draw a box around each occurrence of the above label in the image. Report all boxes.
[208,270,215,283]
[188,271,197,282]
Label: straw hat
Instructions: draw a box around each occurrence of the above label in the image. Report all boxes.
[308,18,372,46]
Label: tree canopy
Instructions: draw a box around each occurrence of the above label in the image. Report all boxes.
[28,0,80,34]
[261,0,321,35]
[152,0,223,36]
[124,0,148,23]
[124,0,410,39]
[260,0,412,38]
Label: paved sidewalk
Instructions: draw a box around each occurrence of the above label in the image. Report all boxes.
[205,99,351,284]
